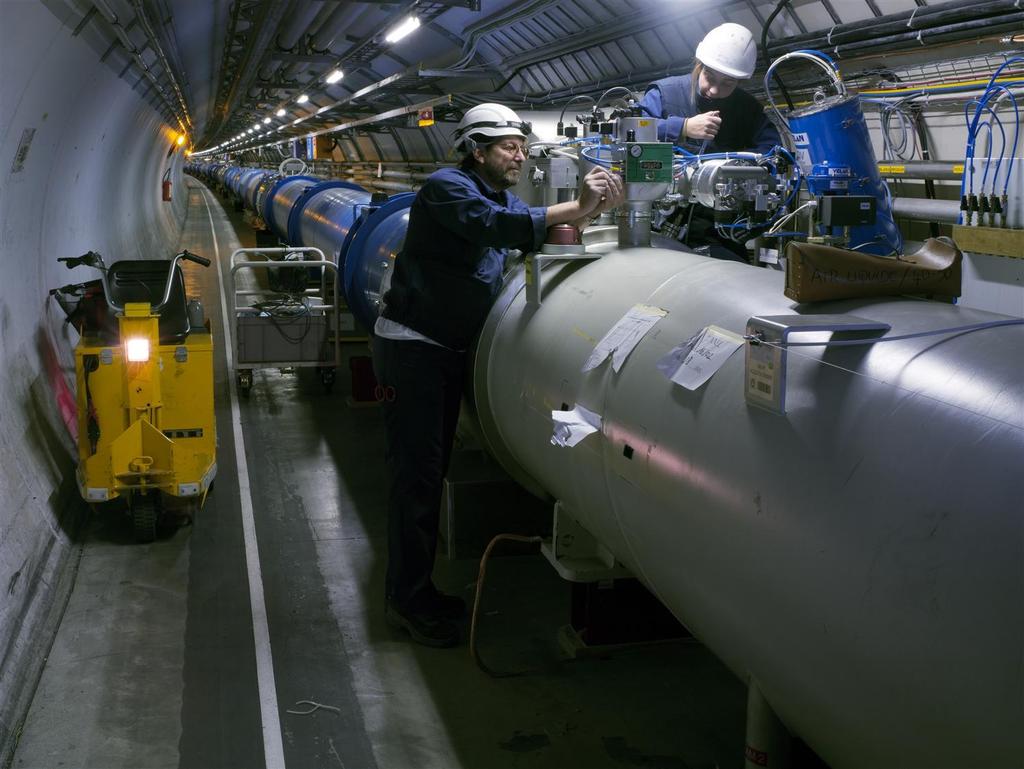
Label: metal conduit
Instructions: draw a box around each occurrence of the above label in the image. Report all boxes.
[879,162,964,181]
[891,196,961,223]
[766,0,1022,54]
[129,0,192,128]
[91,0,190,128]
[347,178,419,193]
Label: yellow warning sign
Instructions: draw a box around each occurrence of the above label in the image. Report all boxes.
[878,165,906,175]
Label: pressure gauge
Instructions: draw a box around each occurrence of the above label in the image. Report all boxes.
[629,144,643,158]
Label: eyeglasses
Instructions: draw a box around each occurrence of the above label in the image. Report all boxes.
[493,141,527,156]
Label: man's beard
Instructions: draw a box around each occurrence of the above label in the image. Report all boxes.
[502,167,522,186]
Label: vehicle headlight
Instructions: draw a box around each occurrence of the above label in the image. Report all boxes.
[125,337,150,362]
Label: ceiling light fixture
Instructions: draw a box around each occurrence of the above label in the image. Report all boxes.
[263,117,271,124]
[325,68,344,84]
[276,108,286,117]
[297,94,309,104]
[385,15,419,43]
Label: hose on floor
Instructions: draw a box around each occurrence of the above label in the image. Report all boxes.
[469,533,543,678]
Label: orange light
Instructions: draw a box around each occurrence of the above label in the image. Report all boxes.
[176,134,186,146]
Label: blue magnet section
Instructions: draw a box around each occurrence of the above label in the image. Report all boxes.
[788,95,901,255]
[240,170,275,211]
[287,181,367,251]
[263,175,319,241]
[224,166,245,194]
[341,193,415,330]
[253,174,280,217]
[237,168,261,199]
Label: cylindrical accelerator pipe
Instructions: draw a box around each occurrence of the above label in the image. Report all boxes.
[263,175,320,241]
[290,182,370,261]
[468,247,1022,768]
[891,196,961,224]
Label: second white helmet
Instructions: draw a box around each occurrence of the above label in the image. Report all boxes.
[695,23,757,80]
[452,103,532,152]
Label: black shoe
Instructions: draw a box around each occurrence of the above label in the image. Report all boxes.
[385,602,459,648]
[425,590,467,620]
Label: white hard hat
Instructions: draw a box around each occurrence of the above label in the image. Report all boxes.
[695,23,757,79]
[452,103,532,152]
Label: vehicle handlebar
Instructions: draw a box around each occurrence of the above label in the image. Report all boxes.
[179,249,211,268]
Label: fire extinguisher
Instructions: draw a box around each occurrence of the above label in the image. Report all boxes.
[162,169,172,202]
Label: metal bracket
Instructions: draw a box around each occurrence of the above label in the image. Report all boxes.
[539,501,631,582]
[525,249,600,306]
[744,314,891,414]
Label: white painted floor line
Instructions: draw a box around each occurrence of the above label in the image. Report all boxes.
[200,187,287,769]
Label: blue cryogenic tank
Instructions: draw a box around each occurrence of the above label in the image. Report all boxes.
[253,173,280,219]
[288,181,369,258]
[341,193,414,328]
[263,175,319,241]
[240,169,274,212]
[223,166,245,195]
[788,95,901,255]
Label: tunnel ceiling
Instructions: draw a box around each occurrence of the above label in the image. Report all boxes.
[50,0,1023,155]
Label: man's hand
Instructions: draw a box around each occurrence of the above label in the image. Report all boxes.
[685,110,721,140]
[545,167,623,230]
[579,167,622,215]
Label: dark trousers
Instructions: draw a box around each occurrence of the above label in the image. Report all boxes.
[372,336,466,611]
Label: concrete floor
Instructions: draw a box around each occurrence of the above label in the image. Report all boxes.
[11,179,748,769]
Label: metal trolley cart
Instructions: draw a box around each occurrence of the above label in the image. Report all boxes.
[229,246,341,393]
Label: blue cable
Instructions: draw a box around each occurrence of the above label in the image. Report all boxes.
[969,106,1006,195]
[580,145,612,167]
[985,57,1024,89]
[979,85,1019,196]
[792,49,839,68]
[964,81,1020,206]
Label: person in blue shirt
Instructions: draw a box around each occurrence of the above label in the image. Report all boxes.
[641,22,780,154]
[641,23,782,260]
[373,103,623,647]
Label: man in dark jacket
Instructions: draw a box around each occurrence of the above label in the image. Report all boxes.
[373,103,623,647]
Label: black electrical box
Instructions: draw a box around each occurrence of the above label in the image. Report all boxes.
[818,195,876,226]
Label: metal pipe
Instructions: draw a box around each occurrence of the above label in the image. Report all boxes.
[745,680,791,769]
[779,14,1024,60]
[616,202,652,248]
[91,0,189,128]
[256,0,324,95]
[891,196,961,223]
[878,161,963,181]
[766,0,1020,54]
[467,248,1022,767]
[130,0,192,128]
[349,179,419,193]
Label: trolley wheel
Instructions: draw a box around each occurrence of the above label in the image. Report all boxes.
[132,493,159,543]
[320,366,335,393]
[237,370,253,394]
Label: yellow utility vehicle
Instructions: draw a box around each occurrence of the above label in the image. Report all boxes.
[51,251,217,541]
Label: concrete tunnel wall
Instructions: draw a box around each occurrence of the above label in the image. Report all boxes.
[0,2,187,754]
